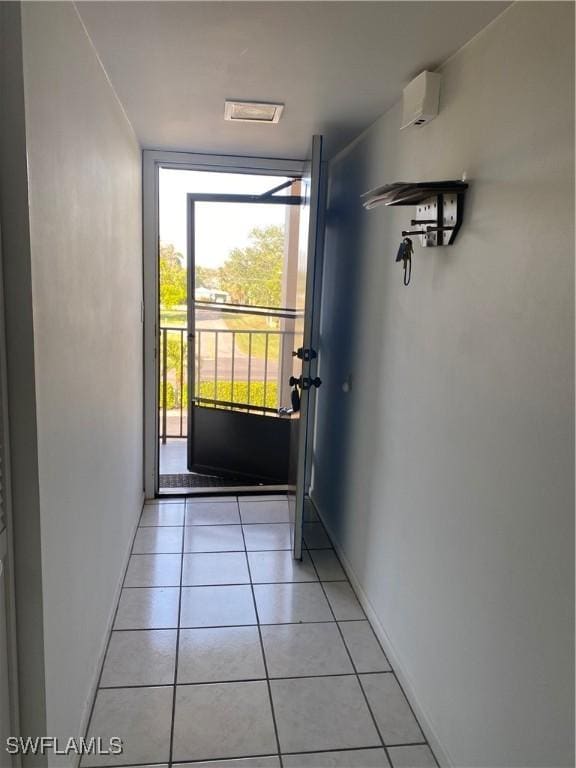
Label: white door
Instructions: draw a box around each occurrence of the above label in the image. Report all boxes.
[288,135,324,559]
[0,526,13,765]
[0,230,16,767]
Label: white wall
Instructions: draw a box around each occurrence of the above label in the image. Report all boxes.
[20,2,143,757]
[313,3,574,766]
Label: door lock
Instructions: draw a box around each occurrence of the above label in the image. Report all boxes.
[289,375,322,390]
[292,347,317,362]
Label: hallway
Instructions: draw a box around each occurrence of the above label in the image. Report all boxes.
[83,496,437,767]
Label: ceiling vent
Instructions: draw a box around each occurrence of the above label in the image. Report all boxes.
[224,100,284,124]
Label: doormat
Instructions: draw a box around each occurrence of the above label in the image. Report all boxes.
[160,472,275,489]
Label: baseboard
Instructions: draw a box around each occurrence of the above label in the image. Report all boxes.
[73,491,145,768]
[309,493,453,768]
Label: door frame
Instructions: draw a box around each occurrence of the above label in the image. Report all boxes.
[0,221,21,765]
[289,135,325,559]
[185,192,304,477]
[143,150,306,498]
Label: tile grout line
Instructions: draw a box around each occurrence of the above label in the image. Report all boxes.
[167,521,185,768]
[240,498,284,768]
[118,578,349,589]
[312,515,439,767]
[85,502,308,766]
[88,496,250,768]
[306,532,396,767]
[381,672,437,762]
[79,504,150,768]
[170,754,279,766]
[140,521,302,528]
[79,742,422,768]
[95,498,435,767]
[139,519,328,529]
[97,668,395,691]
[169,744,417,765]
[130,547,333,555]
[107,618,369,632]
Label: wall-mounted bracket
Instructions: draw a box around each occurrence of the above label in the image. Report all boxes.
[402,192,465,247]
[361,180,468,248]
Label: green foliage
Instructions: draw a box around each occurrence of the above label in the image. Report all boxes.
[159,225,286,420]
[160,308,187,328]
[221,320,280,360]
[160,224,284,310]
[159,381,278,411]
[166,336,187,374]
[218,225,284,306]
[196,265,220,290]
[198,381,278,410]
[159,243,186,309]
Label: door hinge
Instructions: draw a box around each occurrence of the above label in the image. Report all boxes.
[292,347,317,362]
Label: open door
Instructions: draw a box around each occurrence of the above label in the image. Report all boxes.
[185,187,305,484]
[0,528,14,766]
[0,231,16,765]
[289,135,324,559]
[181,138,323,549]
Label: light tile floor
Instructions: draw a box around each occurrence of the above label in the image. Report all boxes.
[83,496,438,768]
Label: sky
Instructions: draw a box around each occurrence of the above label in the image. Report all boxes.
[159,168,290,268]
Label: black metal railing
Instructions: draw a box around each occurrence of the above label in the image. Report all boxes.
[159,309,298,441]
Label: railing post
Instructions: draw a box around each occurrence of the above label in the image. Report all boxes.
[162,327,168,445]
[214,330,218,405]
[247,332,252,409]
[197,330,202,396]
[263,333,269,409]
[179,328,184,438]
[231,331,236,407]
[160,309,296,418]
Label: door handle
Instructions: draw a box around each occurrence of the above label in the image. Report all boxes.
[289,376,322,390]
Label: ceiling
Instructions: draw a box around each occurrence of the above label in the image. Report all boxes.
[78,1,509,160]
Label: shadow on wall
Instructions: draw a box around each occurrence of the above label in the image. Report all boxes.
[313,140,396,572]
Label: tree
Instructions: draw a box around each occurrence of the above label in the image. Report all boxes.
[196,265,220,290]
[218,225,284,306]
[159,243,186,308]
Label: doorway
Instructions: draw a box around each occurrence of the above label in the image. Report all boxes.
[185,191,305,485]
[157,171,303,489]
[143,144,323,556]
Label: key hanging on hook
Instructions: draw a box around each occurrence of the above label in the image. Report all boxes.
[395,237,413,286]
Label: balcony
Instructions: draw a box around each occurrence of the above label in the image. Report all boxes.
[159,303,299,488]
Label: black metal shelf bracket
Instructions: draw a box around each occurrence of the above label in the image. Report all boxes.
[361,180,468,248]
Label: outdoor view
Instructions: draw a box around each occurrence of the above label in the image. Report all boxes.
[158,169,301,452]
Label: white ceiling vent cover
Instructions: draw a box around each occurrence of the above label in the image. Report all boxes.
[224,100,284,124]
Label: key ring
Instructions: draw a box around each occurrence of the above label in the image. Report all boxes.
[396,237,413,286]
[403,251,412,286]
